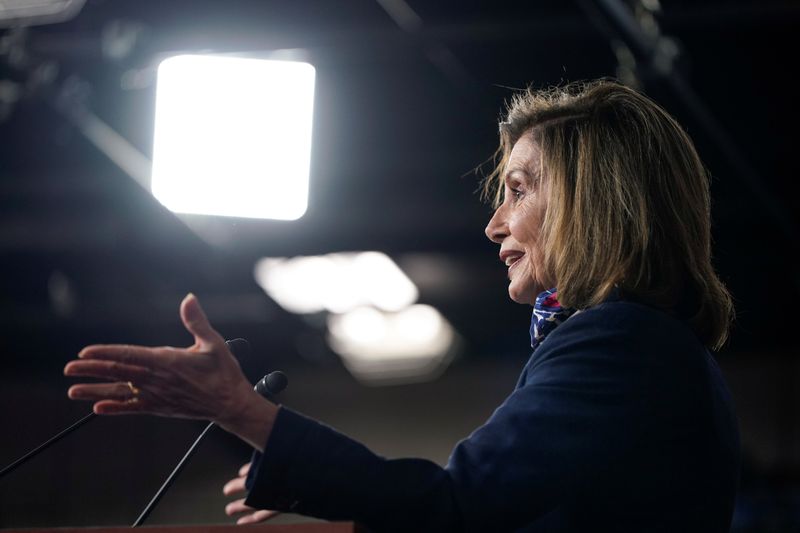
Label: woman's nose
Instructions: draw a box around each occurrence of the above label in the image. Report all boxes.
[485,206,509,244]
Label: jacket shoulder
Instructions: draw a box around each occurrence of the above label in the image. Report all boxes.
[547,299,702,351]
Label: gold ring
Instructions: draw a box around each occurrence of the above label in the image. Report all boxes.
[126,381,140,401]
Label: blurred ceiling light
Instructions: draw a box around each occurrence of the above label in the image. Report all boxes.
[0,0,86,27]
[327,305,455,384]
[254,252,418,314]
[151,55,315,220]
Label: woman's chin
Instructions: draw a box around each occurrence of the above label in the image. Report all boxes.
[507,284,536,306]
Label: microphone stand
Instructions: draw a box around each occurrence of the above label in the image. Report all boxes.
[0,412,96,479]
[132,420,215,527]
[132,370,287,527]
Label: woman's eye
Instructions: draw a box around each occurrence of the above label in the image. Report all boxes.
[511,188,524,201]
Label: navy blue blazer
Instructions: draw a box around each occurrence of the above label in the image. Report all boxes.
[245,299,740,532]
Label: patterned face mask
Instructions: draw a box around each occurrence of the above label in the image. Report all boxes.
[530,288,576,350]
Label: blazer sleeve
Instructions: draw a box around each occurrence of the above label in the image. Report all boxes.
[244,308,654,532]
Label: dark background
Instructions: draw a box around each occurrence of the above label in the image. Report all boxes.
[0,0,798,530]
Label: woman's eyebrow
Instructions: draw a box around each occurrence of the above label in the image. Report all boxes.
[504,167,530,183]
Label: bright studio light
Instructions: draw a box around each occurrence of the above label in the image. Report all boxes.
[254,252,418,314]
[151,55,315,220]
[327,305,455,384]
[0,0,86,27]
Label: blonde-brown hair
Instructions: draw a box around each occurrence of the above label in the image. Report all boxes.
[484,80,733,350]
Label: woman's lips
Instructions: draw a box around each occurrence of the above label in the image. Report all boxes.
[506,254,524,276]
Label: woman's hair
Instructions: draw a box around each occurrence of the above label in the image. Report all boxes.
[483,79,733,350]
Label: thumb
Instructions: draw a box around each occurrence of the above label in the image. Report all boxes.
[180,293,223,347]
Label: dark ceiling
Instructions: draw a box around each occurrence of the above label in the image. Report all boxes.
[1,0,798,380]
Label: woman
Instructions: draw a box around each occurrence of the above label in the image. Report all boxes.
[64,80,740,531]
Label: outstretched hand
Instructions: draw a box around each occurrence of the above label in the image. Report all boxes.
[64,293,278,451]
[223,462,280,524]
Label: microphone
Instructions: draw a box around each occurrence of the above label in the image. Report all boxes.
[0,338,254,482]
[256,370,288,398]
[132,362,288,527]
[226,337,252,361]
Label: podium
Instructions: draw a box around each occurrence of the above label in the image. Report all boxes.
[1,523,363,533]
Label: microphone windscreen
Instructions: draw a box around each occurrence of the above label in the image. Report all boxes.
[255,371,288,397]
[265,371,288,394]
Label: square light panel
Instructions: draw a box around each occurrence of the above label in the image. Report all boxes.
[151,55,315,220]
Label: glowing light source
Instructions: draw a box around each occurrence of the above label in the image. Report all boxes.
[254,251,456,384]
[151,55,315,220]
[254,252,418,314]
[0,0,86,27]
[327,305,455,384]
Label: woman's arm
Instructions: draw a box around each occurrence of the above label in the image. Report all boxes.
[241,307,655,531]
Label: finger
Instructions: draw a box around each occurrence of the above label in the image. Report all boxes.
[76,344,164,367]
[180,293,225,348]
[68,382,137,402]
[237,509,280,524]
[64,360,152,382]
[91,398,149,415]
[239,462,251,476]
[223,476,247,496]
[225,498,254,516]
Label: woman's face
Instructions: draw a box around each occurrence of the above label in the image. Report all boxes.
[485,134,553,305]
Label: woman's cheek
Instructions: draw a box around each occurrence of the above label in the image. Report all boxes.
[507,214,525,241]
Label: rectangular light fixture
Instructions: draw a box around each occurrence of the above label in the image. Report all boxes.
[0,0,85,27]
[151,54,315,220]
[254,252,419,314]
[327,305,456,385]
